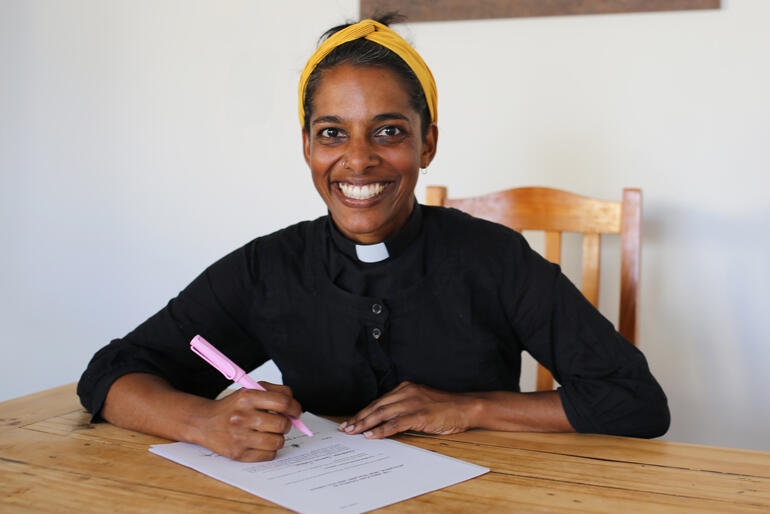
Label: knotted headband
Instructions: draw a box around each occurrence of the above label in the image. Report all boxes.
[298,19,437,126]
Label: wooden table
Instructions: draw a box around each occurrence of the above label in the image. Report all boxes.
[2,384,769,512]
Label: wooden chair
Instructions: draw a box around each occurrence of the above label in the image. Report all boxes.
[425,186,641,392]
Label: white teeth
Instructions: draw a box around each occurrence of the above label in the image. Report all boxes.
[339,182,386,200]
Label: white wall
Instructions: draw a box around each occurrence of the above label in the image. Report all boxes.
[2,1,768,451]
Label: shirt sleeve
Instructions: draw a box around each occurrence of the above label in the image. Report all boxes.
[502,232,670,438]
[77,241,270,421]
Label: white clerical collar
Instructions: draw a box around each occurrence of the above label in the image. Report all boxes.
[327,203,423,263]
[354,242,390,263]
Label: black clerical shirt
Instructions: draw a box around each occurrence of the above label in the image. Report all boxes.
[78,205,670,438]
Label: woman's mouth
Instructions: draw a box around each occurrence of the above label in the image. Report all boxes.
[337,182,388,201]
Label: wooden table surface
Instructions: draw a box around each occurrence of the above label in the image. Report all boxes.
[2,384,769,512]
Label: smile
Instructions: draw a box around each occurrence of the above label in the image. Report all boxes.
[338,182,388,201]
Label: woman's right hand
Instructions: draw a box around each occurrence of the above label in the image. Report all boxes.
[192,382,303,462]
[102,373,302,463]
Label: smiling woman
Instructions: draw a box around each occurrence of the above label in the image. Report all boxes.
[77,14,670,463]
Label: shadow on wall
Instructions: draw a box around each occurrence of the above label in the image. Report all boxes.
[642,202,770,449]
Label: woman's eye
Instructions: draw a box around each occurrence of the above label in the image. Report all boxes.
[319,127,341,139]
[376,126,403,138]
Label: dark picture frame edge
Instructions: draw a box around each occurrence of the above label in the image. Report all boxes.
[360,0,721,23]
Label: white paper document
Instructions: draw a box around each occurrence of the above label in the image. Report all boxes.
[150,413,488,513]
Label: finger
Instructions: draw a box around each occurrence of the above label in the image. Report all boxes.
[259,381,294,398]
[231,448,278,463]
[246,430,286,452]
[342,399,415,435]
[390,380,415,393]
[240,410,292,434]
[235,389,303,418]
[340,396,402,433]
[362,413,422,439]
[221,427,285,462]
[340,383,417,432]
[340,387,412,428]
[214,428,284,462]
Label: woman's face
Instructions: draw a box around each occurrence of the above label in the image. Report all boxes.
[303,64,437,245]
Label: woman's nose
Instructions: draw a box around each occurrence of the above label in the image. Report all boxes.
[342,135,378,173]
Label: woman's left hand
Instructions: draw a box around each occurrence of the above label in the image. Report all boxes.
[338,381,481,439]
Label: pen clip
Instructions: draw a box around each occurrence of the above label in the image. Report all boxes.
[190,335,238,380]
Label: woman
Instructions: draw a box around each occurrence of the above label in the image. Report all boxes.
[78,15,669,462]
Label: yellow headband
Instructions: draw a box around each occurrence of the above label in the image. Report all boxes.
[298,19,437,126]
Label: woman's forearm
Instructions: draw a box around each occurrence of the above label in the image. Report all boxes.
[468,389,575,433]
[102,373,211,445]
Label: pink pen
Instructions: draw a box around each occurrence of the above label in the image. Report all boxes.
[190,335,313,437]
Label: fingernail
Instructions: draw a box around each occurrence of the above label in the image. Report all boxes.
[345,424,355,433]
[338,421,347,430]
[363,431,373,438]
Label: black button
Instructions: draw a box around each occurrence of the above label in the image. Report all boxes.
[372,303,383,315]
[372,327,382,339]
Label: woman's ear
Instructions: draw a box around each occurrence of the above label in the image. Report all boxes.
[420,123,438,169]
[302,128,311,165]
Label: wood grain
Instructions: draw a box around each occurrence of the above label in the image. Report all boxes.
[0,383,79,432]
[3,384,770,512]
[619,188,642,344]
[379,471,761,513]
[0,427,273,506]
[0,458,285,513]
[361,0,720,22]
[544,230,562,265]
[397,435,770,507]
[581,232,601,306]
[543,229,562,393]
[404,430,770,478]
[442,187,622,234]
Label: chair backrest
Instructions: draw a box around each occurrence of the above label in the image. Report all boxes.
[425,186,641,392]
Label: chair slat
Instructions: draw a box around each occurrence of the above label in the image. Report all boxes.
[445,187,622,234]
[544,231,562,265]
[619,189,642,346]
[581,233,601,307]
[540,231,562,391]
[536,366,555,393]
[425,185,447,207]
